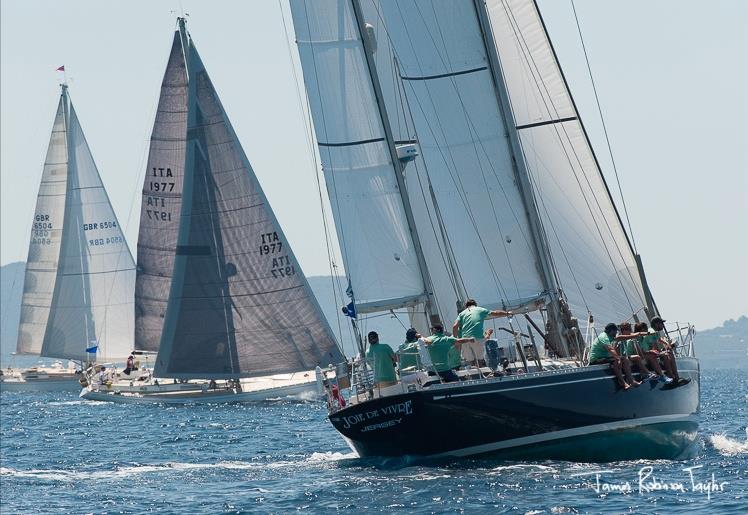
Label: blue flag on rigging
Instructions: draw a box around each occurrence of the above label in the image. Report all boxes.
[342,302,357,319]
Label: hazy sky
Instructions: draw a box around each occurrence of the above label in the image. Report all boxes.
[1,0,746,330]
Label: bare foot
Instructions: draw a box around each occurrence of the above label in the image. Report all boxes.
[620,382,631,390]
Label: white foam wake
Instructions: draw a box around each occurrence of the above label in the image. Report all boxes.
[709,428,748,456]
[489,464,558,476]
[0,452,358,482]
[0,462,258,482]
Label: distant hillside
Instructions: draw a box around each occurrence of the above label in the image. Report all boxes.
[693,316,748,369]
[1,261,25,361]
[0,262,405,364]
[2,261,744,368]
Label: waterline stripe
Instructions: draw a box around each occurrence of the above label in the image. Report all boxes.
[429,414,699,458]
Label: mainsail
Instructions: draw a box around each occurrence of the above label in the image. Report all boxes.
[365,0,548,316]
[134,30,188,352]
[18,85,136,362]
[290,1,432,317]
[292,0,652,346]
[16,95,68,355]
[148,20,343,379]
[484,0,648,324]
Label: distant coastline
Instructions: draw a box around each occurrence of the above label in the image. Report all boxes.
[2,261,746,368]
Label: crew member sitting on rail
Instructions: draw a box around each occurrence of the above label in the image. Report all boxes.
[365,331,398,389]
[588,323,640,390]
[632,321,669,383]
[453,299,512,368]
[646,317,688,385]
[397,328,421,375]
[423,323,475,383]
[618,322,653,379]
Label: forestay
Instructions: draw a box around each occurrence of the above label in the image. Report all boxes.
[153,22,343,379]
[290,0,430,313]
[370,0,547,315]
[16,96,68,355]
[485,0,648,323]
[39,91,136,361]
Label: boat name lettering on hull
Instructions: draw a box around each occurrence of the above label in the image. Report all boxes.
[339,400,413,429]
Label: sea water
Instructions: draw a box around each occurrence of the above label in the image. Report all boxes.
[1,369,745,514]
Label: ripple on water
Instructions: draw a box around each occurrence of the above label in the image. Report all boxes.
[0,369,746,513]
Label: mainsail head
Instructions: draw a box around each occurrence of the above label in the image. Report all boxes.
[148,20,344,379]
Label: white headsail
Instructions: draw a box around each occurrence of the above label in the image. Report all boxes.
[484,0,649,324]
[18,86,136,362]
[148,20,344,379]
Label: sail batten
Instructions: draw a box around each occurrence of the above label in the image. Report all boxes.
[149,23,343,379]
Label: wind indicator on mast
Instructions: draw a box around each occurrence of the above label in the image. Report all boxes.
[55,64,67,86]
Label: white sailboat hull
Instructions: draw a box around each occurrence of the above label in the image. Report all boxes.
[1,367,82,392]
[79,372,321,404]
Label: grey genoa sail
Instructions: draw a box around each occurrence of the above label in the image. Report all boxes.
[145,20,343,379]
[18,85,136,362]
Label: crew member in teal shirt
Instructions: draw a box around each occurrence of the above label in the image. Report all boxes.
[397,328,420,374]
[423,323,475,383]
[365,331,397,388]
[589,323,640,390]
[453,299,512,367]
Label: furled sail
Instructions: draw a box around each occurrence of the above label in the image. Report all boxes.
[290,0,431,314]
[32,87,136,361]
[368,0,548,316]
[152,21,344,379]
[484,0,648,324]
[16,96,68,355]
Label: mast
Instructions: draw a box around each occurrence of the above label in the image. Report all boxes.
[472,0,569,354]
[349,0,437,325]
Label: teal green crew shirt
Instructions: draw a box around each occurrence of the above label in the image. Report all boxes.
[456,307,490,339]
[397,341,420,371]
[427,333,458,372]
[589,332,615,362]
[366,343,397,382]
[639,333,660,352]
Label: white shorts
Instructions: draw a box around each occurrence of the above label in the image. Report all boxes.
[461,338,485,363]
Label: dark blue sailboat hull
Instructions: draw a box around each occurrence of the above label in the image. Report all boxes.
[330,358,699,462]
